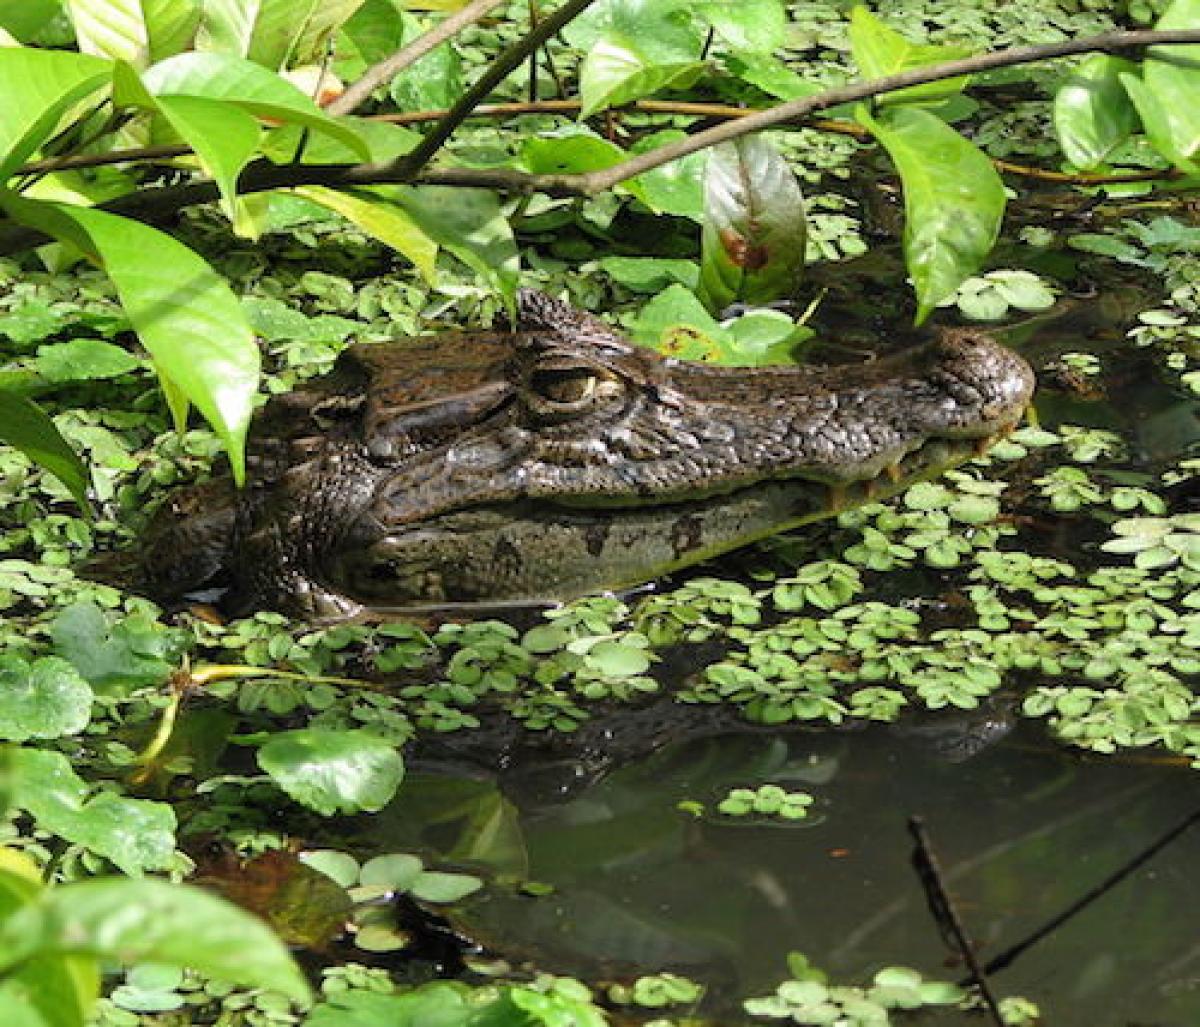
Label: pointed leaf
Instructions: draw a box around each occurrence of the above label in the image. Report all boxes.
[65,0,150,65]
[1054,54,1138,169]
[857,105,1005,323]
[295,185,437,284]
[140,52,367,159]
[0,391,90,509]
[848,6,972,105]
[153,94,261,222]
[143,0,202,63]
[691,0,786,52]
[698,135,806,312]
[197,0,318,70]
[0,49,111,180]
[0,195,260,483]
[290,0,366,67]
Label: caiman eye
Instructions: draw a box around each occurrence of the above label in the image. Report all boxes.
[530,367,603,405]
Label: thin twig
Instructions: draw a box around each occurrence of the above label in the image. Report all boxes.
[908,816,1005,1026]
[326,0,509,115]
[394,0,602,178]
[976,804,1200,978]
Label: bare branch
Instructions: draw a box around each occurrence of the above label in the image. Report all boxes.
[326,0,509,116]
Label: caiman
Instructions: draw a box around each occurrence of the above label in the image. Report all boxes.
[139,290,1035,620]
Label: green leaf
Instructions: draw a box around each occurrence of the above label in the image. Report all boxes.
[36,339,141,382]
[848,6,972,106]
[697,135,806,312]
[691,0,786,52]
[0,48,111,181]
[9,748,176,875]
[0,1,64,43]
[295,186,438,284]
[1119,0,1200,171]
[258,729,404,816]
[0,947,99,1027]
[0,391,91,509]
[66,0,150,65]
[382,185,519,316]
[857,105,1005,324]
[628,129,707,220]
[0,879,310,1005]
[288,0,365,67]
[1054,54,1138,169]
[196,0,318,70]
[143,0,204,64]
[137,52,367,159]
[307,985,472,1027]
[0,196,261,484]
[565,0,706,116]
[0,655,93,742]
[359,853,423,891]
[521,130,649,204]
[50,602,176,695]
[153,94,261,226]
[408,871,483,904]
[389,10,461,112]
[599,255,698,292]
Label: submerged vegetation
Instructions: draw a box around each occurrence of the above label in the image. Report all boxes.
[2,0,1200,1024]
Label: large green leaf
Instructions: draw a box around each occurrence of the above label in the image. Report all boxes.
[336,0,405,80]
[51,602,177,695]
[153,93,261,224]
[0,391,90,508]
[0,656,93,742]
[697,135,806,312]
[196,0,316,69]
[521,130,650,204]
[137,52,368,159]
[258,728,404,816]
[388,9,461,112]
[66,0,150,65]
[381,185,519,316]
[690,0,786,52]
[564,0,707,116]
[0,879,310,1005]
[0,1,64,42]
[857,105,1005,324]
[1054,54,1139,169]
[0,49,111,181]
[1120,0,1200,172]
[289,0,365,67]
[0,195,260,483]
[143,0,202,63]
[8,748,176,875]
[847,6,972,106]
[295,185,438,284]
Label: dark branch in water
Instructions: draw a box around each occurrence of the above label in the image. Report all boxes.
[908,815,1004,1026]
[977,803,1200,978]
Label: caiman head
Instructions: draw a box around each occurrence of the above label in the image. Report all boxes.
[140,290,1035,619]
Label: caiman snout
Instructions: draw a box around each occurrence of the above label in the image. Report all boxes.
[920,328,1036,438]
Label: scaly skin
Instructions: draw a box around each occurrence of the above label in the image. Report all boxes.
[140,291,1035,619]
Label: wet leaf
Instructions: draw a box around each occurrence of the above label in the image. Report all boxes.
[0,392,90,510]
[409,870,483,904]
[1054,54,1138,169]
[258,728,404,816]
[0,655,93,742]
[698,136,806,313]
[359,853,423,891]
[856,105,1005,324]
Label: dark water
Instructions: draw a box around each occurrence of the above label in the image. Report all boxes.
[357,296,1200,1025]
[376,722,1200,1025]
